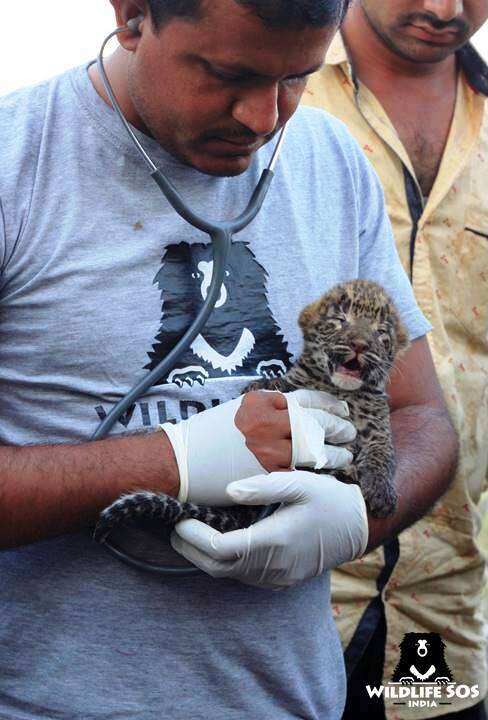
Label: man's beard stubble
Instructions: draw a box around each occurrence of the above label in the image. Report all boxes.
[360,5,470,64]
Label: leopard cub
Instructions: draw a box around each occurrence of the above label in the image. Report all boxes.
[94,279,408,544]
[249,279,409,517]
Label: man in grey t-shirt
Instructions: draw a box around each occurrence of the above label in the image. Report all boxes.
[0,1,457,719]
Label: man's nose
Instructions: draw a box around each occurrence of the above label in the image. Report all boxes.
[422,0,464,22]
[231,83,279,137]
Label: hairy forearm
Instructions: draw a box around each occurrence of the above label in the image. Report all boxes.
[0,430,179,550]
[366,404,458,552]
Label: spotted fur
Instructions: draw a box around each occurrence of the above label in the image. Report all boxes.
[93,490,262,543]
[247,279,409,517]
[94,280,408,544]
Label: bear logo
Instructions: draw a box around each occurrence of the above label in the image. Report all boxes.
[391,633,454,686]
[145,240,292,387]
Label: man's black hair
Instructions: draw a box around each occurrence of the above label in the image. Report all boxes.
[145,0,351,30]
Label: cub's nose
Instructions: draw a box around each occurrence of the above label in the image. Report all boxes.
[351,340,369,355]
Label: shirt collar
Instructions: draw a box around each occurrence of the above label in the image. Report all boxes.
[325,32,488,98]
[325,32,348,67]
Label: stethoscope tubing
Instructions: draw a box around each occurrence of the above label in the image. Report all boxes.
[92,20,286,574]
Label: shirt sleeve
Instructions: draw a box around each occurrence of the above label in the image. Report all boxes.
[348,133,432,341]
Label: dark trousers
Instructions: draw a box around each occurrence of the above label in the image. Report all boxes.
[342,615,487,720]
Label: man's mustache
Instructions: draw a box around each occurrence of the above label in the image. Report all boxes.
[400,12,469,34]
[201,126,281,143]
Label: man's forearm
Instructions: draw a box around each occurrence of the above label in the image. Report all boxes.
[0,430,179,550]
[366,404,458,551]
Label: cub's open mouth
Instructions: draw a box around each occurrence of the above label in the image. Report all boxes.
[337,357,361,378]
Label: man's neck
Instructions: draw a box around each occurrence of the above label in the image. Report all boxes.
[89,47,148,133]
[341,6,459,197]
[341,6,456,91]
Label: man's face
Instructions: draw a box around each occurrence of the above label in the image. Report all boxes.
[359,0,488,63]
[127,0,335,176]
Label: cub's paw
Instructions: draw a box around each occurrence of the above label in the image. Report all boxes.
[361,476,398,518]
[243,376,289,394]
[244,379,274,393]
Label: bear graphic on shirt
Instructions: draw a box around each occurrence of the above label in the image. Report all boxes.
[145,240,292,387]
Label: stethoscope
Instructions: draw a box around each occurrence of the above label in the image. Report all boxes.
[92,15,286,575]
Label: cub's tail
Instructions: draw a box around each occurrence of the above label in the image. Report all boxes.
[93,491,261,543]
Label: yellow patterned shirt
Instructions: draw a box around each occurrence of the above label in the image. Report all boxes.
[302,34,488,719]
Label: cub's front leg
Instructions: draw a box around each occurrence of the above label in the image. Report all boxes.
[244,376,298,394]
[354,413,397,518]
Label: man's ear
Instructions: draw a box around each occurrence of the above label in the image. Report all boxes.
[110,0,147,51]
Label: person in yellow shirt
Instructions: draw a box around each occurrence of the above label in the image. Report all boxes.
[303,2,488,719]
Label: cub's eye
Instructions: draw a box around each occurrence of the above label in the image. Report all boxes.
[379,334,391,350]
[327,316,346,324]
[325,318,344,331]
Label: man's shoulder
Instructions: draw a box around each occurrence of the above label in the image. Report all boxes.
[285,105,362,166]
[286,105,374,184]
[0,67,80,162]
[0,67,83,207]
[1,77,52,135]
[290,104,356,144]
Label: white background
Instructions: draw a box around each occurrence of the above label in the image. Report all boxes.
[0,0,487,96]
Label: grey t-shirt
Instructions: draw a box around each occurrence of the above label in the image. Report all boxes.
[0,64,430,720]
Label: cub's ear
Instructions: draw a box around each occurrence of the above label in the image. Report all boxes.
[298,300,320,331]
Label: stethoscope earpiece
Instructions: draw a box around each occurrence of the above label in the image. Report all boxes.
[126,14,144,34]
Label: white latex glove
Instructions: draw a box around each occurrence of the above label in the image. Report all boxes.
[160,390,356,506]
[170,470,369,589]
[284,389,355,470]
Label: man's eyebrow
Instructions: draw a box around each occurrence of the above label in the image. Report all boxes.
[194,55,324,79]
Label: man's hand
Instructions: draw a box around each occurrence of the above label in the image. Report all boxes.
[170,470,369,589]
[161,389,356,506]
